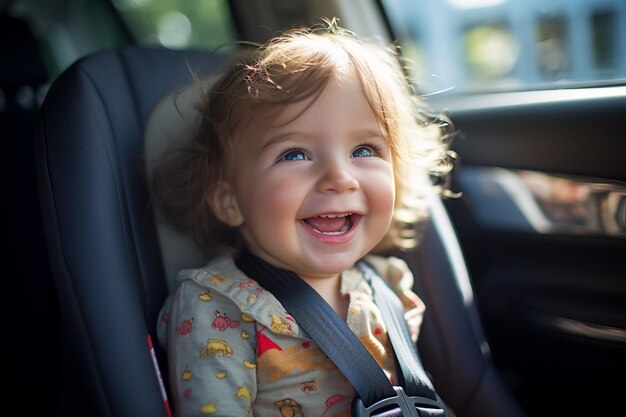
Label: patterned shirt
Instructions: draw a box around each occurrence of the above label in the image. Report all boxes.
[156,254,425,417]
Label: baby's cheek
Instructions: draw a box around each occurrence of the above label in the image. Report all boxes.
[260,178,306,214]
[374,171,396,211]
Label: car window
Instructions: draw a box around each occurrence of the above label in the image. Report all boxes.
[112,0,236,49]
[381,0,626,95]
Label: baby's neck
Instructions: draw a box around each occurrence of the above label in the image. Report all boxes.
[300,273,349,321]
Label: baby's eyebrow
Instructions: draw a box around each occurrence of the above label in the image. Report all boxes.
[261,131,310,150]
[261,127,385,150]
[353,128,385,139]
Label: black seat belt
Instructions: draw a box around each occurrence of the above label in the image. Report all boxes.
[235,248,448,417]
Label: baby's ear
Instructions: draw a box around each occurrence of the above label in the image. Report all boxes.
[209,181,244,227]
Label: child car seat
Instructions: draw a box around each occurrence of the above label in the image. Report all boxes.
[36,46,526,417]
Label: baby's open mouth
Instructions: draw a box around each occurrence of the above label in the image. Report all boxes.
[303,213,354,235]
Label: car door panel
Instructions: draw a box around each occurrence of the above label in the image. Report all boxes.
[437,87,626,415]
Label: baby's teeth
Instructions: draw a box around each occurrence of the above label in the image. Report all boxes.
[320,213,350,218]
[310,223,351,235]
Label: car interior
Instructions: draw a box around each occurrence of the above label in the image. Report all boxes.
[4,0,625,416]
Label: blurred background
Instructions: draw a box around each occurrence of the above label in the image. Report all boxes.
[386,0,625,95]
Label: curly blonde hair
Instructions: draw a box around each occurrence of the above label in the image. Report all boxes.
[153,20,453,254]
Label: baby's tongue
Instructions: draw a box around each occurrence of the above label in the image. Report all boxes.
[305,216,348,233]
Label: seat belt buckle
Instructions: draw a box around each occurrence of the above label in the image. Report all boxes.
[352,386,448,417]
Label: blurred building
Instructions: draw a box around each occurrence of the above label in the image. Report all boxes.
[386,0,626,94]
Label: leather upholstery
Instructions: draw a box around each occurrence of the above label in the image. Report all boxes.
[37,47,225,417]
[402,193,526,417]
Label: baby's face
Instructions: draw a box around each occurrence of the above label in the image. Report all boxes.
[230,75,395,281]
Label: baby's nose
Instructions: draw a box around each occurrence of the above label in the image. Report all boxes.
[316,161,359,193]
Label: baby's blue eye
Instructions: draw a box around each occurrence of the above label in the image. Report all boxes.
[281,150,307,161]
[352,147,373,158]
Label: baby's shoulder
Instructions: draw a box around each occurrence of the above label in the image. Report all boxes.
[177,255,249,286]
[364,254,424,315]
[363,254,413,284]
[169,255,303,337]
[173,255,260,306]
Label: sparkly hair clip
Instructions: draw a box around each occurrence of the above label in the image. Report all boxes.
[244,64,282,95]
[244,64,267,83]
